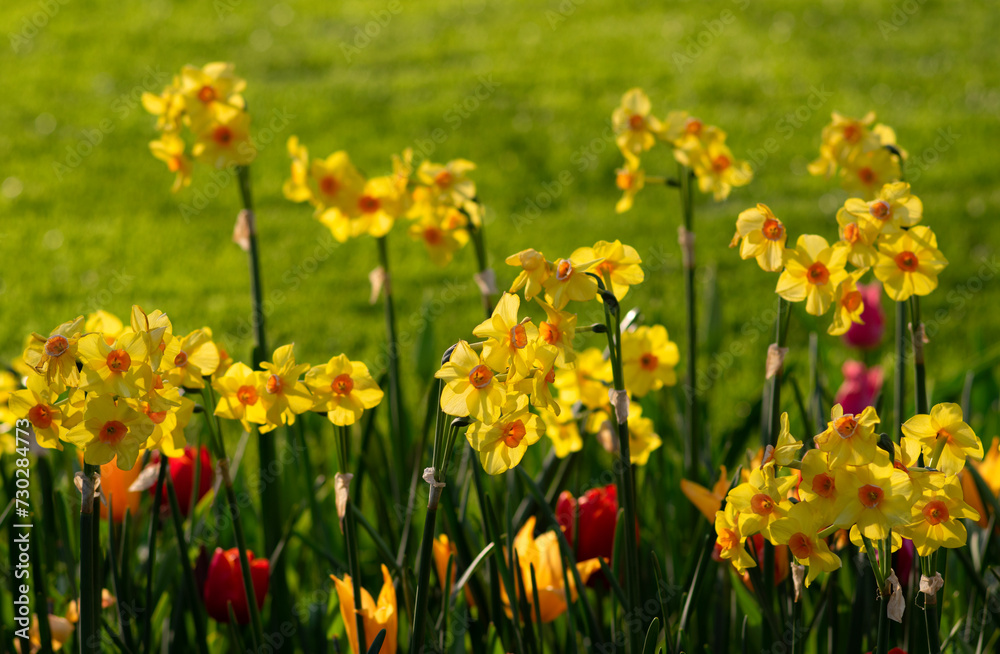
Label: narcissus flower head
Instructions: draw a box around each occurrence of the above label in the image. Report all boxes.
[612,88,663,155]
[775,234,849,316]
[799,449,839,520]
[191,104,255,169]
[677,138,752,201]
[836,207,880,268]
[874,225,947,302]
[814,403,881,468]
[539,403,582,458]
[897,475,978,556]
[535,299,578,368]
[23,316,84,388]
[258,344,313,432]
[769,501,842,586]
[727,464,797,542]
[407,207,469,267]
[832,458,914,540]
[472,293,538,383]
[162,328,220,389]
[506,248,551,301]
[902,402,983,476]
[213,362,268,431]
[466,393,543,474]
[306,150,365,215]
[614,152,646,214]
[65,394,155,470]
[321,175,401,242]
[714,504,756,574]
[572,240,644,301]
[417,158,477,206]
[827,268,870,336]
[840,147,900,200]
[77,332,154,398]
[731,204,787,272]
[177,62,247,129]
[8,373,83,450]
[305,354,384,426]
[621,325,679,397]
[436,340,504,423]
[844,181,922,235]
[627,406,662,466]
[149,132,192,192]
[541,254,603,310]
[553,347,611,410]
[808,111,880,178]
[763,413,802,468]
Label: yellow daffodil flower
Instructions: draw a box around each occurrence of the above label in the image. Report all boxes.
[162,328,220,389]
[213,362,268,431]
[506,249,551,301]
[832,458,914,540]
[542,255,603,310]
[149,132,192,192]
[128,306,173,371]
[776,234,849,315]
[845,181,922,235]
[331,564,397,654]
[874,225,947,302]
[614,152,645,214]
[612,88,663,155]
[65,394,155,469]
[839,148,900,200]
[473,293,538,383]
[763,413,802,467]
[798,450,839,521]
[305,355,384,426]
[827,268,870,336]
[191,104,255,169]
[627,406,662,465]
[22,316,84,388]
[540,403,582,459]
[178,62,247,129]
[898,476,979,556]
[769,501,842,587]
[8,373,83,449]
[436,340,504,423]
[813,403,880,468]
[407,207,469,267]
[77,332,153,399]
[466,393,542,474]
[727,464,797,541]
[677,138,752,201]
[730,204,787,272]
[621,325,679,397]
[417,159,476,206]
[902,402,983,476]
[572,240,644,301]
[282,136,312,203]
[258,345,313,433]
[835,207,880,268]
[808,111,880,178]
[715,504,756,574]
[307,150,365,214]
[535,299,577,368]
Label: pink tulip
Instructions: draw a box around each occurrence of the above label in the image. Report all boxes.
[843,283,885,349]
[835,361,883,415]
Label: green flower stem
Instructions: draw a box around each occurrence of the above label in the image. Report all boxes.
[893,300,907,441]
[677,163,699,478]
[376,234,407,505]
[335,424,367,651]
[766,297,792,448]
[598,282,640,654]
[164,474,210,654]
[235,164,291,648]
[141,454,168,653]
[79,463,100,654]
[409,381,450,654]
[201,384,266,650]
[910,296,928,415]
[30,524,53,654]
[468,220,495,317]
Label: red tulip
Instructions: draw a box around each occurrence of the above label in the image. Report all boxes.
[843,282,885,349]
[150,446,213,517]
[834,361,883,415]
[556,484,619,563]
[202,547,270,624]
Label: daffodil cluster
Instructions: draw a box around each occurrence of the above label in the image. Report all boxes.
[435,240,675,474]
[142,62,256,192]
[7,307,384,468]
[283,139,482,266]
[733,179,947,333]
[715,404,982,586]
[612,88,753,210]
[13,307,210,468]
[808,111,907,199]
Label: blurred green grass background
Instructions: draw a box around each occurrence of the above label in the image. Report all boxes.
[2,0,998,438]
